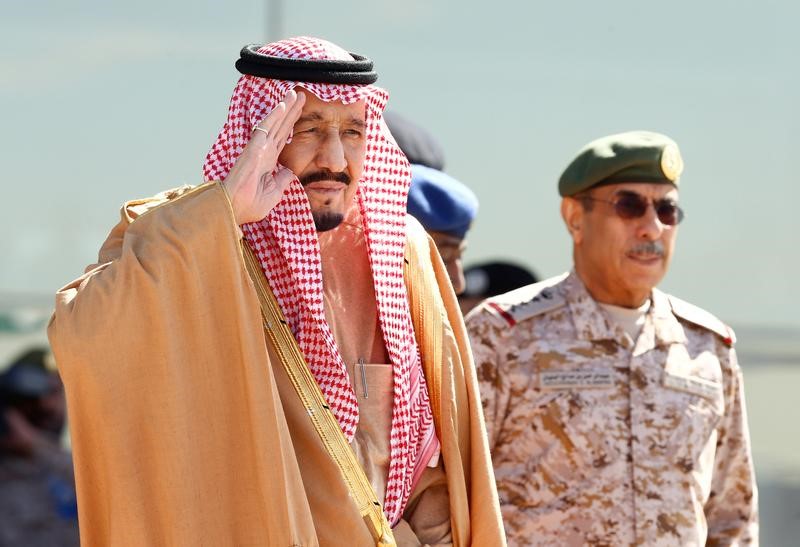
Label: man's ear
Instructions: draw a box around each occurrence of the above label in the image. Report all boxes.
[560,197,584,244]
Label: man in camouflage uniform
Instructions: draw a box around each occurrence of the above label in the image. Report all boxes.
[466,131,758,546]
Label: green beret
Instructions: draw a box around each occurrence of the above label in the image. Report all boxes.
[558,130,684,197]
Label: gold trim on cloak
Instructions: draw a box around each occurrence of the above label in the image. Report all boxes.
[241,242,396,547]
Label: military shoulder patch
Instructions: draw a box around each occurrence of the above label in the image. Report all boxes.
[668,294,736,346]
[482,273,568,327]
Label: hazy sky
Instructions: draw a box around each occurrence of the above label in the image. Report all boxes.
[2,0,798,327]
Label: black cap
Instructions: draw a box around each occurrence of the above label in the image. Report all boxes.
[384,111,445,171]
[462,261,539,298]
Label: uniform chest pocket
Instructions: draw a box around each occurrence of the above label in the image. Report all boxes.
[501,374,620,509]
[662,369,724,471]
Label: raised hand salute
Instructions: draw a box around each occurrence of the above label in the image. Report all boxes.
[223,89,306,225]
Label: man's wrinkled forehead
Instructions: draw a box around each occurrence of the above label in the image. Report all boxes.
[293,87,367,124]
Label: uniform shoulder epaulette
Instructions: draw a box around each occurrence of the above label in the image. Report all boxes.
[481,274,568,327]
[668,294,736,346]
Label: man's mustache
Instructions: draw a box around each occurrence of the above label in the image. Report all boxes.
[299,170,351,186]
[628,241,665,257]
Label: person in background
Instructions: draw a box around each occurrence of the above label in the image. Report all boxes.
[407,164,478,295]
[466,131,758,545]
[384,111,479,296]
[0,347,79,547]
[458,261,538,315]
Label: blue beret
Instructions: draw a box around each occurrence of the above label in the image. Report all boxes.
[407,164,478,239]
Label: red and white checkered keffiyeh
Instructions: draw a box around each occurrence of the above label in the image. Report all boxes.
[203,36,438,524]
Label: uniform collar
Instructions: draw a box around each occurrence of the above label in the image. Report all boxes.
[562,271,686,352]
[562,271,632,348]
[644,288,687,349]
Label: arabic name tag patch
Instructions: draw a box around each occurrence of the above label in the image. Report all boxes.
[663,372,722,402]
[539,370,614,389]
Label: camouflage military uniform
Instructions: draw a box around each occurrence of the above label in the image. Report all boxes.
[466,271,758,546]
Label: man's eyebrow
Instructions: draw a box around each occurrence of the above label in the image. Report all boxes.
[614,189,642,197]
[437,235,464,247]
[294,112,365,127]
[346,116,366,128]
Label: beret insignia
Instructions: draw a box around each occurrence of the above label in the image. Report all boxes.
[660,143,684,182]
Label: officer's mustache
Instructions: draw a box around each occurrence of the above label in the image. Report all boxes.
[299,170,351,186]
[627,241,665,257]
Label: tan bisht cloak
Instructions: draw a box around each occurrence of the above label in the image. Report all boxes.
[48,183,505,547]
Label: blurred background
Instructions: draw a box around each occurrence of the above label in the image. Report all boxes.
[2,0,798,544]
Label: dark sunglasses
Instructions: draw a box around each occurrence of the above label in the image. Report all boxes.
[580,191,684,226]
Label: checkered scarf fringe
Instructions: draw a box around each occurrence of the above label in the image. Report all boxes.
[202,36,437,524]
